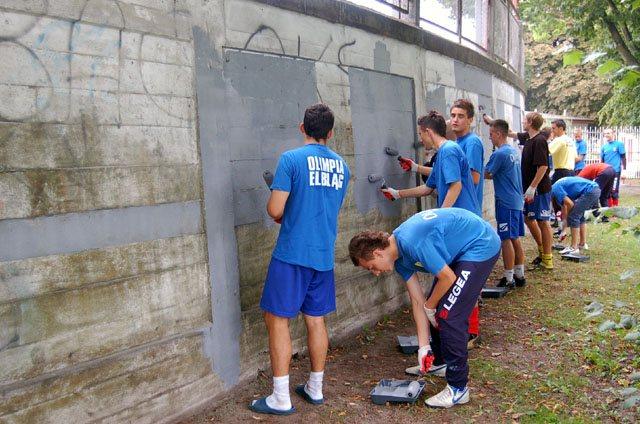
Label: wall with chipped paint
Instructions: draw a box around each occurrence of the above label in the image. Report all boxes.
[0,0,524,422]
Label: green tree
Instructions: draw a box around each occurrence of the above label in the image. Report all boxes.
[520,0,640,125]
[524,34,611,117]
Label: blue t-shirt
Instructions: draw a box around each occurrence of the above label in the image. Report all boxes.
[271,144,350,271]
[392,208,501,280]
[485,144,524,211]
[601,140,626,172]
[551,176,598,204]
[457,132,485,209]
[426,141,481,216]
[575,139,587,171]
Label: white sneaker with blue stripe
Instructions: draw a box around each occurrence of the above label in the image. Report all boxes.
[426,384,470,408]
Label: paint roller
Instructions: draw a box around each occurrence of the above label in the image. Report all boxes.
[367,173,387,188]
[385,146,415,170]
[406,381,421,398]
[384,146,400,157]
[368,173,395,202]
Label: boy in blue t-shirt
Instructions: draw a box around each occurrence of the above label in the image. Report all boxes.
[551,176,600,256]
[600,128,626,206]
[384,110,482,349]
[485,120,526,289]
[381,111,480,216]
[450,99,485,211]
[251,104,350,416]
[573,128,587,172]
[348,208,500,408]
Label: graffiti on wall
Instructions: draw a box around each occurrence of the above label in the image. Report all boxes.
[0,0,194,124]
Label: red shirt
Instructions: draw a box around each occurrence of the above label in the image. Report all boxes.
[578,163,611,180]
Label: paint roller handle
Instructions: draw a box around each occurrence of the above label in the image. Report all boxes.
[418,345,434,374]
[381,187,400,201]
[398,156,418,172]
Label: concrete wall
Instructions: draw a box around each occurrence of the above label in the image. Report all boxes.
[0,0,524,422]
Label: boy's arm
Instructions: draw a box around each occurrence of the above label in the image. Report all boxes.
[416,164,433,176]
[441,181,461,208]
[530,165,548,189]
[267,190,290,220]
[470,170,480,185]
[424,265,457,309]
[563,197,574,214]
[398,185,433,198]
[405,274,430,348]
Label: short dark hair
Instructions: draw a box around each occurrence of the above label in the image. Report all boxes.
[540,126,552,140]
[491,119,509,136]
[526,112,544,130]
[551,119,566,131]
[303,103,334,141]
[348,231,390,266]
[450,99,475,118]
[417,110,447,137]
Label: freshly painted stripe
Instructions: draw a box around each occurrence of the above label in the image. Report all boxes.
[0,201,202,262]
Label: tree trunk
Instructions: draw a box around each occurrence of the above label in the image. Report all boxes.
[602,15,639,67]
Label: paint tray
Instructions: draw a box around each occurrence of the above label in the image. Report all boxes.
[370,379,425,405]
[561,252,590,262]
[481,287,509,298]
[397,335,419,354]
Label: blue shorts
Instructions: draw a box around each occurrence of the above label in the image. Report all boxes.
[260,257,336,318]
[495,207,525,240]
[524,192,553,221]
[567,188,600,228]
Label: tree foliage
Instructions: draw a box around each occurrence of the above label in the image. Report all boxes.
[524,35,611,117]
[520,0,640,125]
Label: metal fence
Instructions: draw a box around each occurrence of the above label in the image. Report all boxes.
[346,0,524,77]
[578,127,640,179]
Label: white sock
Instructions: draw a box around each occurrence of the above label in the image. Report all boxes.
[514,265,525,278]
[305,371,324,400]
[503,269,514,282]
[266,375,291,410]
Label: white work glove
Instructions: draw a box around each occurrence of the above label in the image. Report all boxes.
[398,156,418,172]
[524,186,536,203]
[424,305,438,329]
[417,345,435,374]
[381,187,400,201]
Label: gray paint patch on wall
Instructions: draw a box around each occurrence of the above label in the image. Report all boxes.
[193,27,242,388]
[222,49,318,226]
[0,201,202,262]
[373,41,391,73]
[496,100,506,122]
[453,60,493,97]
[349,68,416,216]
[425,85,447,115]
[476,94,493,144]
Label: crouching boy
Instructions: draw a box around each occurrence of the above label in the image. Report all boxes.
[348,208,500,408]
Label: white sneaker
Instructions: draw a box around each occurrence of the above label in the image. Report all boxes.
[579,243,589,250]
[560,246,578,255]
[425,384,470,408]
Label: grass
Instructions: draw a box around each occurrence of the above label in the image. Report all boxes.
[468,190,640,421]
